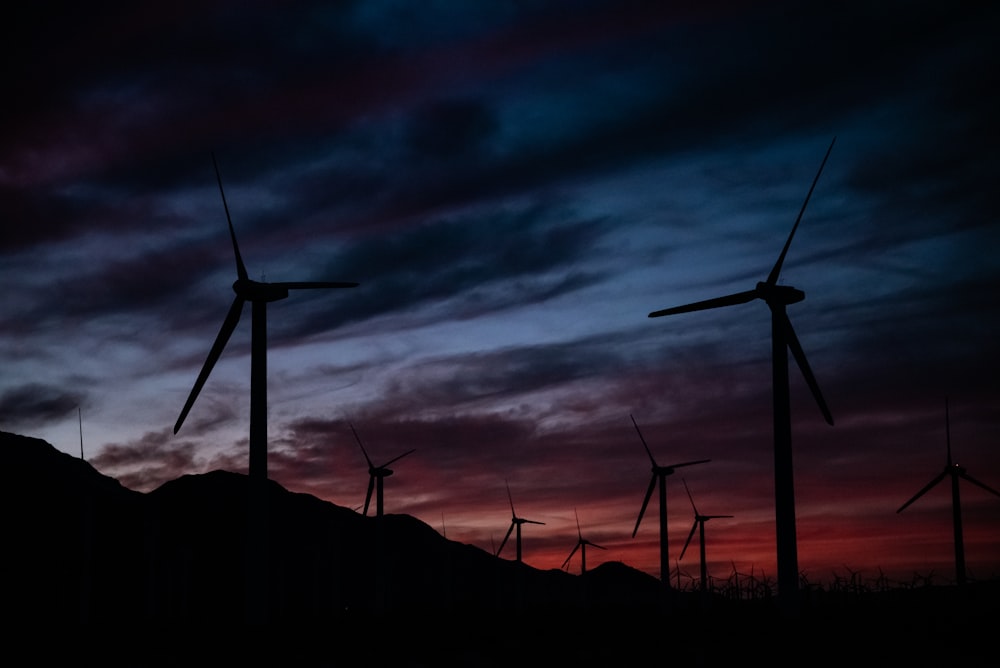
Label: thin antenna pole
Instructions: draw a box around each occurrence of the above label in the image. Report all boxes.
[78,406,84,460]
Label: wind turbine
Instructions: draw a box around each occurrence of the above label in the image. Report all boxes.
[630,414,710,584]
[496,481,544,563]
[174,154,359,482]
[173,154,357,622]
[678,477,733,592]
[561,509,607,574]
[896,398,1000,587]
[350,423,415,518]
[647,137,837,608]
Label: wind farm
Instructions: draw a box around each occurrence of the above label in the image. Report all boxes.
[3,1,999,650]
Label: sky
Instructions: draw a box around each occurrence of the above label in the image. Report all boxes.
[3,1,999,589]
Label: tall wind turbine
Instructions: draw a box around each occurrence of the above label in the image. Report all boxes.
[630,414,710,585]
[496,481,544,563]
[561,509,607,574]
[350,423,415,518]
[679,477,733,592]
[647,138,837,607]
[173,154,357,622]
[174,154,359,482]
[896,398,1000,586]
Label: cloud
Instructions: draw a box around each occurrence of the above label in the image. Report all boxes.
[0,384,82,427]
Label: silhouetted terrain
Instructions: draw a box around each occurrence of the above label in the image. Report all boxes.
[4,431,995,663]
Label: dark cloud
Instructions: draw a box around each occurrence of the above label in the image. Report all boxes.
[285,204,610,335]
[0,384,82,427]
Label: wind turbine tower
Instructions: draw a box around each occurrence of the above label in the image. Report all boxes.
[350,422,415,518]
[679,477,733,593]
[173,154,358,622]
[897,398,1000,586]
[496,481,544,563]
[561,509,607,574]
[630,414,710,585]
[646,138,837,611]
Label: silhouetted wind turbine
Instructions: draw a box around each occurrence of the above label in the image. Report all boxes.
[630,414,710,585]
[561,509,607,574]
[896,398,1000,587]
[174,154,359,482]
[678,477,733,592]
[173,154,357,623]
[647,138,837,608]
[350,423,415,518]
[496,481,544,563]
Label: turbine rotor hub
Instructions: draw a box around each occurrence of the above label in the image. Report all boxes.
[755,281,805,305]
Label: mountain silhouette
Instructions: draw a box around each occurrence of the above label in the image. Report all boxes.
[4,430,996,662]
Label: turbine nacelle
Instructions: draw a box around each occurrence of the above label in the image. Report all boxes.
[755,281,804,306]
[233,278,289,302]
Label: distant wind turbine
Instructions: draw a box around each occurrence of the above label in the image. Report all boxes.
[173,154,358,622]
[896,398,1000,587]
[350,423,415,518]
[561,509,607,574]
[678,477,733,593]
[630,414,710,585]
[647,137,837,609]
[496,481,544,563]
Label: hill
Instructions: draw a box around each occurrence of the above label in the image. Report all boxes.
[3,430,996,663]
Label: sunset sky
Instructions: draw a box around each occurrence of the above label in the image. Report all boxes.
[3,1,998,588]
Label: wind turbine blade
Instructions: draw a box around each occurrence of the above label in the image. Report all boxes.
[349,423,374,467]
[682,477,698,515]
[592,542,608,551]
[524,519,545,526]
[648,290,758,318]
[632,475,657,537]
[562,543,580,569]
[276,281,359,289]
[212,153,248,282]
[707,515,735,520]
[383,448,416,467]
[896,471,948,513]
[363,476,375,516]
[630,414,657,465]
[958,472,1000,499]
[783,312,834,425]
[574,508,582,537]
[766,136,836,286]
[670,458,712,469]
[506,480,516,516]
[174,296,245,434]
[497,523,515,556]
[679,520,698,561]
